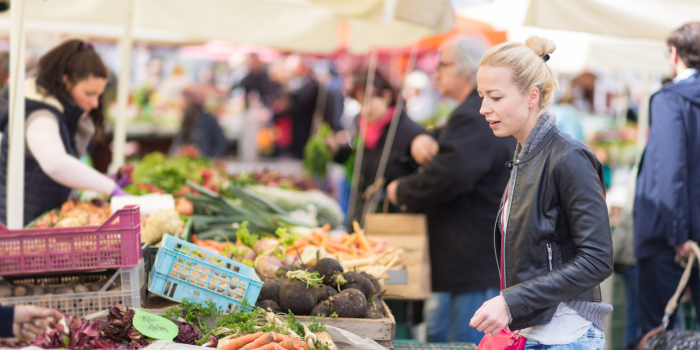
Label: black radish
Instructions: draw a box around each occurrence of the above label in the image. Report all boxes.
[340,271,376,299]
[328,288,367,318]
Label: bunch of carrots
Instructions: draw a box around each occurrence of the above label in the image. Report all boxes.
[285,223,388,259]
[220,331,310,350]
[191,222,389,260]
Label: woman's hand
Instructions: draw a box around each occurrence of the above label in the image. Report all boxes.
[410,134,439,166]
[470,295,510,336]
[387,180,399,205]
[13,305,63,341]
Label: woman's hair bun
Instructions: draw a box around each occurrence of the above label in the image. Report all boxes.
[525,36,556,57]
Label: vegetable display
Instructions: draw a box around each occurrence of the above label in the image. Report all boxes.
[230,170,319,192]
[125,151,227,196]
[160,299,338,350]
[29,200,111,228]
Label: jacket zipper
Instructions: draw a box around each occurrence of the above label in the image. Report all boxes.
[501,164,517,290]
[546,242,553,271]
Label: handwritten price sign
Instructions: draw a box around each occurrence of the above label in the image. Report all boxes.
[133,310,179,341]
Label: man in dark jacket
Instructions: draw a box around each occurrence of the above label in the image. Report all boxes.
[634,22,700,333]
[387,38,515,344]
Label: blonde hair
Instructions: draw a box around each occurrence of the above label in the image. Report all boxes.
[479,36,558,116]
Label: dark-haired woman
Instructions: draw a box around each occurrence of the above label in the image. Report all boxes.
[169,87,227,158]
[328,70,424,225]
[0,39,124,225]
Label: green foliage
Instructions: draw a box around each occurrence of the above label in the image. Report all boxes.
[303,123,333,179]
[287,270,324,289]
[308,317,326,334]
[330,312,338,318]
[236,221,258,248]
[162,298,221,335]
[125,152,213,194]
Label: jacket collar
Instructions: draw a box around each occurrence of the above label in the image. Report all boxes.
[24,77,64,112]
[513,113,559,165]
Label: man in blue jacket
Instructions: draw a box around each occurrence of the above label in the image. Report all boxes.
[634,22,700,333]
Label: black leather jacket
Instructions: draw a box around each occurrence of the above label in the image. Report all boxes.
[496,127,613,331]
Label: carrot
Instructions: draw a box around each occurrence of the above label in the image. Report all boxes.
[326,242,351,252]
[343,234,357,247]
[356,230,373,253]
[221,332,264,350]
[322,223,331,232]
[240,332,276,350]
[351,245,357,258]
[250,343,282,350]
[301,340,311,350]
[241,332,286,350]
[325,245,338,254]
[279,337,303,350]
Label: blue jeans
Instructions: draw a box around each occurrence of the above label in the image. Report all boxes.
[424,288,499,344]
[524,325,605,349]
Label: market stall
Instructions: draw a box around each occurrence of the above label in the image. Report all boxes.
[0,1,456,349]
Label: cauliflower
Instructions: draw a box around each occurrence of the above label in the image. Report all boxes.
[141,209,181,244]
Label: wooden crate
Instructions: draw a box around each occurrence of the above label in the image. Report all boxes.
[295,300,396,345]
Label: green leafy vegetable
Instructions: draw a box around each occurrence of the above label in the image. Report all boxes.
[287,270,324,289]
[308,317,326,334]
[303,123,333,179]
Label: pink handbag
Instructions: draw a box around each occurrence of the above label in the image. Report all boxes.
[476,328,526,350]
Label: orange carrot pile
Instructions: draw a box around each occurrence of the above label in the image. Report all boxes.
[221,332,304,350]
[286,224,388,259]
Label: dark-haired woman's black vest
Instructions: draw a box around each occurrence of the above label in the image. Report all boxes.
[0,89,82,226]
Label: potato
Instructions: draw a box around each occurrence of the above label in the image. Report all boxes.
[13,285,28,297]
[90,278,108,292]
[55,287,75,295]
[0,285,12,298]
[31,285,45,296]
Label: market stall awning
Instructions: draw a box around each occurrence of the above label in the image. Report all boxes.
[0,0,455,53]
[523,0,700,41]
[508,27,669,75]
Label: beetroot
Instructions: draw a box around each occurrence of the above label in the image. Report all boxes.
[316,284,338,302]
[310,301,331,317]
[279,279,318,315]
[365,310,384,319]
[360,271,381,294]
[340,271,376,299]
[256,300,282,313]
[315,258,344,285]
[328,288,367,318]
[258,279,283,305]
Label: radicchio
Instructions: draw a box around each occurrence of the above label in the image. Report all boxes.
[173,322,202,345]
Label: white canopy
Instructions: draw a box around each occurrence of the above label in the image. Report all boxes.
[523,0,700,41]
[508,27,669,75]
[0,0,455,53]
[456,0,671,74]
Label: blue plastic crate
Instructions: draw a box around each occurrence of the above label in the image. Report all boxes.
[148,234,262,313]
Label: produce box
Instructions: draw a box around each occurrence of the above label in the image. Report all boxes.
[0,259,146,317]
[365,214,431,300]
[148,234,263,314]
[147,216,192,274]
[0,206,142,277]
[294,299,396,349]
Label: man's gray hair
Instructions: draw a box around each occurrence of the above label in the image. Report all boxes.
[451,37,489,82]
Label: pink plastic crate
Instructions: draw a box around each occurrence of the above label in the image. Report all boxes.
[0,205,141,276]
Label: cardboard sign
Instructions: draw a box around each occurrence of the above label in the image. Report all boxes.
[133,309,179,340]
[365,213,431,300]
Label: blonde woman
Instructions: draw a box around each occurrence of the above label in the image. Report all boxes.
[468,37,613,349]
